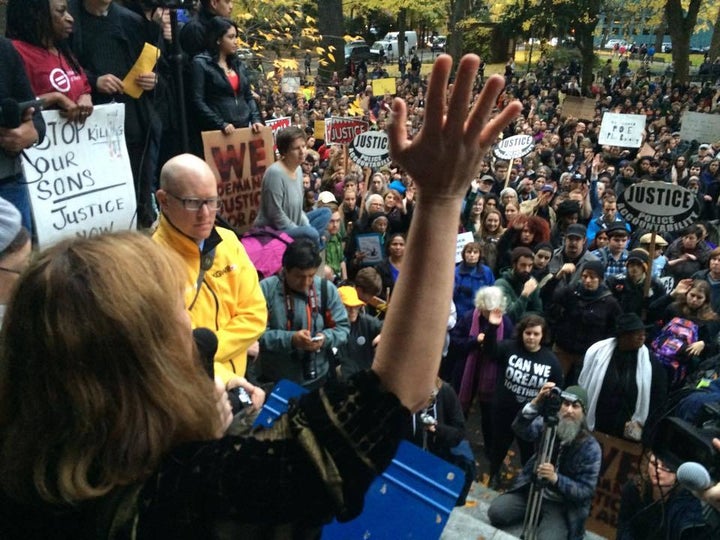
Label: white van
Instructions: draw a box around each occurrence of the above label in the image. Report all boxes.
[370,31,418,60]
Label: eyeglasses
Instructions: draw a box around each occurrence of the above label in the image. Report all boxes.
[0,266,22,275]
[167,192,222,212]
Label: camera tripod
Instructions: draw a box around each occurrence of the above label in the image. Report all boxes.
[521,398,561,540]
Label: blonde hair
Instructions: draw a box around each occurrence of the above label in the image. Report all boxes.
[0,232,220,504]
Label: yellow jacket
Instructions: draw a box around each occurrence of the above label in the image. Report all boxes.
[153,214,267,382]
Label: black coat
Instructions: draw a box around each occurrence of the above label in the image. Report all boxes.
[190,52,261,131]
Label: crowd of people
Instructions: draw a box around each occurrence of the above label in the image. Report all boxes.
[2,0,720,538]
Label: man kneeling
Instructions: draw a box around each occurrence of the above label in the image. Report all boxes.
[488,384,601,540]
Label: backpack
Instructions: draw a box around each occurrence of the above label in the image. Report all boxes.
[240,226,294,279]
[651,317,699,388]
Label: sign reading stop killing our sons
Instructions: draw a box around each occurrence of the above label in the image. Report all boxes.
[23,104,137,248]
[598,112,646,148]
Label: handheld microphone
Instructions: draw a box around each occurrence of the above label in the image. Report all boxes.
[0,98,44,129]
[192,327,218,379]
[677,462,714,491]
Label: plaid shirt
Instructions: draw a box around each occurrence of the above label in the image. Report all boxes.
[592,247,628,279]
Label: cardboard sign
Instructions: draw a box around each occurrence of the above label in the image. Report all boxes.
[562,96,597,121]
[202,127,275,233]
[24,104,136,248]
[314,119,325,140]
[349,130,391,168]
[455,232,475,263]
[598,113,646,148]
[586,432,642,539]
[493,134,534,160]
[371,77,396,96]
[679,111,720,143]
[617,181,699,233]
[325,117,369,145]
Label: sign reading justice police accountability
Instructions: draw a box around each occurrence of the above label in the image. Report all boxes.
[349,130,391,168]
[617,181,699,233]
[24,104,136,248]
[493,134,534,160]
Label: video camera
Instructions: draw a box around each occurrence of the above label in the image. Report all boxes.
[539,386,563,422]
[0,98,44,129]
[652,401,720,478]
[142,0,195,9]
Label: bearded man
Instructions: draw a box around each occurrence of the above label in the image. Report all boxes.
[488,383,601,540]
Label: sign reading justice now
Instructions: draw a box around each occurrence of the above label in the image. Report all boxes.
[24,104,136,248]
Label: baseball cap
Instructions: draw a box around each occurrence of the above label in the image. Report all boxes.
[566,223,587,238]
[317,191,338,204]
[337,286,365,307]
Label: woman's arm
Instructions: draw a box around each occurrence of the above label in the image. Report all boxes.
[371,56,521,412]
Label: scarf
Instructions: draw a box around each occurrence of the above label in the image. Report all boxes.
[579,337,652,431]
[458,309,504,410]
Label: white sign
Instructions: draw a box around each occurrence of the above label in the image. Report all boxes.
[598,113,645,148]
[23,104,136,248]
[349,130,391,168]
[355,233,384,265]
[281,76,301,94]
[679,111,720,143]
[455,232,475,263]
[493,134,534,160]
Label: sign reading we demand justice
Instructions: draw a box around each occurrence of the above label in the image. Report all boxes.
[202,127,275,233]
[24,104,136,248]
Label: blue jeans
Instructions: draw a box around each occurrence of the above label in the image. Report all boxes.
[0,173,33,234]
[286,207,332,249]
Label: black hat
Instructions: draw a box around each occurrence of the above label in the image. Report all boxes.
[606,221,629,237]
[615,313,646,334]
[566,223,587,238]
[583,260,605,278]
[534,242,554,254]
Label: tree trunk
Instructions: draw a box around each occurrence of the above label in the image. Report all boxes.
[398,8,407,57]
[575,23,598,96]
[709,6,720,62]
[665,0,702,84]
[316,0,344,82]
[448,0,469,67]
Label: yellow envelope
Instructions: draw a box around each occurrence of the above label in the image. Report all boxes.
[123,43,160,99]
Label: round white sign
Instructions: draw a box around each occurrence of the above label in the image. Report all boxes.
[349,131,391,168]
[493,134,535,160]
[617,181,699,233]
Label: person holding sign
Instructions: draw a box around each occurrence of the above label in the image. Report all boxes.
[68,0,162,228]
[7,0,94,123]
[190,17,262,137]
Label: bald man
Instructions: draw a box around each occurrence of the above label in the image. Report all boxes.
[153,154,267,386]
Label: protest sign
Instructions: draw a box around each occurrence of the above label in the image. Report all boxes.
[455,232,475,263]
[598,113,646,148]
[586,432,642,539]
[314,119,325,140]
[617,181,699,234]
[265,117,291,150]
[23,104,136,248]
[202,127,274,233]
[281,76,301,94]
[561,96,597,121]
[349,130,391,168]
[372,78,396,96]
[493,134,534,160]
[355,233,384,265]
[679,111,720,143]
[325,117,368,145]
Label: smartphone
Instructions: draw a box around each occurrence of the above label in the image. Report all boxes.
[311,335,323,341]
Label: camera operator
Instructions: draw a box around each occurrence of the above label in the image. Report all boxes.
[488,382,601,540]
[0,37,46,233]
